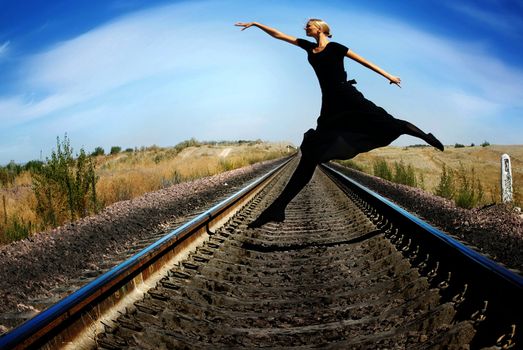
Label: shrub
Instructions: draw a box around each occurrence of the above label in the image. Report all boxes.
[434,164,455,200]
[24,160,44,173]
[454,164,484,209]
[435,163,484,208]
[219,158,235,172]
[125,148,134,153]
[0,161,23,186]
[454,143,465,148]
[153,154,163,164]
[2,216,32,243]
[470,143,475,147]
[173,138,200,153]
[91,146,105,156]
[481,141,490,147]
[393,160,417,187]
[373,158,393,181]
[31,135,98,228]
[406,144,430,148]
[110,146,122,155]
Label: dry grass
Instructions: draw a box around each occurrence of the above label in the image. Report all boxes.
[0,141,293,243]
[0,173,37,243]
[344,145,523,206]
[4,141,519,243]
[96,143,292,205]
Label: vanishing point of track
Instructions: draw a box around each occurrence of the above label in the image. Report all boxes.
[1,157,522,349]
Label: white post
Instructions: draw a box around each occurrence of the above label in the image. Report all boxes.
[501,154,513,203]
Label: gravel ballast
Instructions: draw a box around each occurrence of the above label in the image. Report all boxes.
[331,163,523,273]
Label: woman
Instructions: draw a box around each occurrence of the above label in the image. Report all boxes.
[235,19,444,227]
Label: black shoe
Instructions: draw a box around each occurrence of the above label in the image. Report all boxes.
[425,133,444,151]
[248,206,285,228]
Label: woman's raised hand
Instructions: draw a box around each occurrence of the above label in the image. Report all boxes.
[235,22,255,30]
[389,76,401,88]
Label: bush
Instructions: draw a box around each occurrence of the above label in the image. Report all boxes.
[434,164,455,200]
[173,138,200,153]
[481,141,490,147]
[2,216,32,243]
[373,158,393,181]
[393,160,417,187]
[454,164,484,209]
[91,147,105,156]
[454,143,465,148]
[0,161,23,187]
[24,160,44,172]
[31,135,98,228]
[110,146,122,155]
[434,163,484,208]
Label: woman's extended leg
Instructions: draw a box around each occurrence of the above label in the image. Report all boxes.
[400,120,444,151]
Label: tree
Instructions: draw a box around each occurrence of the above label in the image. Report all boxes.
[110,146,122,155]
[91,147,105,156]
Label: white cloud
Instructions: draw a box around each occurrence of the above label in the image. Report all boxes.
[0,41,9,57]
[2,0,523,163]
[3,1,283,126]
[446,2,523,38]
[334,12,523,106]
[445,89,503,118]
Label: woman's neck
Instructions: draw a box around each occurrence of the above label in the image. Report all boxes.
[315,34,330,48]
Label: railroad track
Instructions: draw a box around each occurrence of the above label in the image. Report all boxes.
[0,157,521,349]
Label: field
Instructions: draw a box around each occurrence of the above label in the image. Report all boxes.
[2,141,521,244]
[0,140,294,243]
[340,144,523,206]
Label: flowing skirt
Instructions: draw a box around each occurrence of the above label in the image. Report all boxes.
[301,81,406,162]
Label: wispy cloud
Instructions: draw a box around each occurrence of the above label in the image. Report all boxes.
[0,41,9,57]
[324,10,523,144]
[1,3,259,125]
[1,0,523,163]
[446,2,523,38]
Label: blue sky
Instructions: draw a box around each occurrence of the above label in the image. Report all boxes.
[1,0,522,164]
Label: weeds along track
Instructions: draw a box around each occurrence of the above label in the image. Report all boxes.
[1,157,522,349]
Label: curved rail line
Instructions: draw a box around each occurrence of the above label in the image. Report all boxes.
[0,158,521,349]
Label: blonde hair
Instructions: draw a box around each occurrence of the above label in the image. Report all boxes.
[308,18,332,38]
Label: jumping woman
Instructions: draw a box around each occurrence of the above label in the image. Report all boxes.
[235,19,444,228]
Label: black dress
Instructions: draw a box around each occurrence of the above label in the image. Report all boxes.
[296,38,406,162]
[248,38,442,227]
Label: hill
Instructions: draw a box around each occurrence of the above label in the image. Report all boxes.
[340,144,523,206]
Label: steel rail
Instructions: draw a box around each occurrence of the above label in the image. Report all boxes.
[321,163,523,347]
[0,157,293,350]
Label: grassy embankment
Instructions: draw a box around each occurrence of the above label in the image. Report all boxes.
[338,144,523,207]
[0,140,293,243]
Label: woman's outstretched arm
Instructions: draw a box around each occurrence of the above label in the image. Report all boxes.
[346,50,401,87]
[235,22,298,45]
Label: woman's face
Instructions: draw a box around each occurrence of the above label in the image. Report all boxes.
[304,21,320,37]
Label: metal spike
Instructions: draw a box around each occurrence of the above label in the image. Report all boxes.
[452,284,468,305]
[427,261,440,280]
[471,300,488,324]
[438,271,451,289]
[496,324,516,349]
